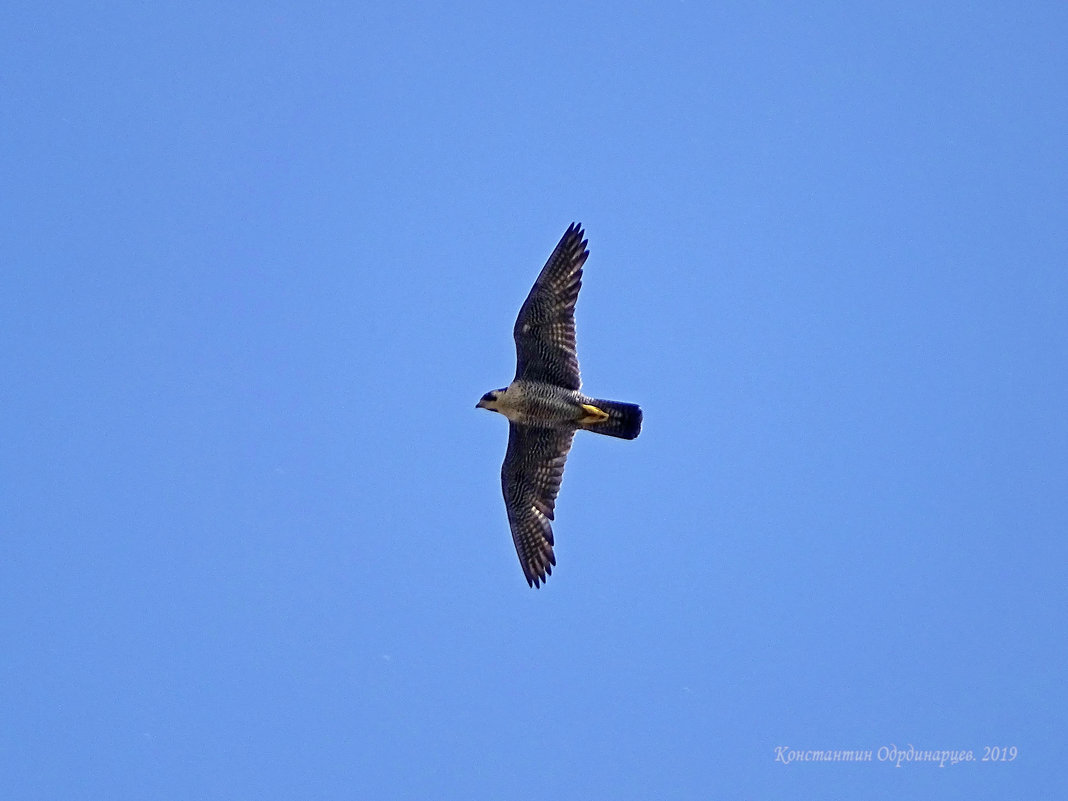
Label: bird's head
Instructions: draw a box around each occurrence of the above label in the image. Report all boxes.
[476,388,507,412]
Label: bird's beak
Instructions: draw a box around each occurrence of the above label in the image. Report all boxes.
[476,399,487,410]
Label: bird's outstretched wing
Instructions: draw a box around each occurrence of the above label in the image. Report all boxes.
[501,423,575,587]
[513,223,588,390]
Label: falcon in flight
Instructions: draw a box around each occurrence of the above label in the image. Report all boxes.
[477,223,642,587]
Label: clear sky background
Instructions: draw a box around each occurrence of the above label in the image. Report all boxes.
[3,2,1066,799]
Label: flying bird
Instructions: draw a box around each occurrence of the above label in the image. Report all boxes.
[477,223,642,587]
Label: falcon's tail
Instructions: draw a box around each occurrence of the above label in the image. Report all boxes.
[580,400,642,440]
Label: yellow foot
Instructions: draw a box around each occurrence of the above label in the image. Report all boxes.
[578,403,610,424]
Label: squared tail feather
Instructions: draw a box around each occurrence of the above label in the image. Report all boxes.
[582,399,642,439]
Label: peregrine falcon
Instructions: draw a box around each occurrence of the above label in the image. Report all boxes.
[477,223,642,587]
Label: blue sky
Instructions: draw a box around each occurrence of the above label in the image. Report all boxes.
[3,2,1066,798]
